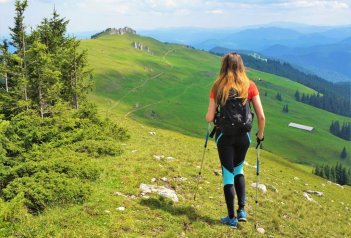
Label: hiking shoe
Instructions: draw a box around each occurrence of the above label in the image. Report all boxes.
[220,216,238,229]
[237,209,247,222]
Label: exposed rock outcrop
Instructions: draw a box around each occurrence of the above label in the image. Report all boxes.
[91,27,136,39]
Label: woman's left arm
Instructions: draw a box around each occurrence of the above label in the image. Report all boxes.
[206,98,216,122]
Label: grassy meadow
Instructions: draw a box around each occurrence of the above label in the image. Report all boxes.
[81,34,351,168]
[4,109,350,237]
[1,33,350,237]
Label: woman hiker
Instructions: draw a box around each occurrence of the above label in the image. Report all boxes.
[206,52,265,228]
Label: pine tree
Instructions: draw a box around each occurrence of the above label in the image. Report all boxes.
[27,34,61,118]
[9,0,29,110]
[340,147,347,159]
[294,90,300,101]
[330,166,336,182]
[62,39,93,109]
[276,92,282,101]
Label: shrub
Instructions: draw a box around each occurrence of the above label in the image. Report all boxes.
[2,172,91,213]
[0,105,129,214]
[72,139,123,157]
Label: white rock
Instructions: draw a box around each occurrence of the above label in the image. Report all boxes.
[251,183,267,193]
[327,181,332,184]
[336,183,344,189]
[158,187,179,202]
[149,131,156,135]
[151,178,157,182]
[303,192,314,202]
[139,183,179,202]
[294,177,300,181]
[166,156,175,160]
[304,190,324,197]
[117,207,125,211]
[131,150,137,153]
[104,210,111,213]
[153,155,162,160]
[305,184,309,186]
[257,227,265,233]
[161,177,168,182]
[140,183,153,193]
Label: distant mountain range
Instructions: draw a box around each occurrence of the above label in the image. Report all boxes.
[261,37,351,82]
[140,24,351,82]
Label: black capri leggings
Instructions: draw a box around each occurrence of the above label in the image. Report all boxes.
[215,130,251,216]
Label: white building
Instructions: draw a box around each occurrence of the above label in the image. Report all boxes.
[288,122,314,132]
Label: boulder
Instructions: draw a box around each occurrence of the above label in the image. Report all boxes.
[303,192,314,202]
[257,227,265,233]
[251,183,267,193]
[153,155,164,160]
[117,207,125,211]
[140,183,179,202]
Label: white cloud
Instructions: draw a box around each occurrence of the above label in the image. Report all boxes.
[205,9,223,14]
[0,0,11,3]
[273,0,350,9]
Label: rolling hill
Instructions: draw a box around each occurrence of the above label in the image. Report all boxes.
[3,31,351,238]
[80,33,351,168]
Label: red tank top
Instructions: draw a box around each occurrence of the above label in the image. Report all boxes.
[209,81,259,101]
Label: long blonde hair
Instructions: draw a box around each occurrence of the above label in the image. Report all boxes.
[211,52,250,105]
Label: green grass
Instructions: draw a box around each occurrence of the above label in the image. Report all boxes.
[81,34,351,168]
[4,33,348,237]
[5,110,350,237]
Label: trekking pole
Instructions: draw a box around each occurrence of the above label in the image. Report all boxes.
[193,123,211,201]
[254,142,262,228]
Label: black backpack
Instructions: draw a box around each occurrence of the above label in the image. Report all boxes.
[214,89,254,135]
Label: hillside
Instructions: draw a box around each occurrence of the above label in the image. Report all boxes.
[2,32,351,238]
[3,109,350,237]
[80,34,351,168]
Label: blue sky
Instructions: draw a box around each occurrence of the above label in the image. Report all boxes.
[1,0,351,36]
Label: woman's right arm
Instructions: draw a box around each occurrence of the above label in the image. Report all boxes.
[252,95,265,140]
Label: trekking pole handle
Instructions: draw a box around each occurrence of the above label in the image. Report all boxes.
[255,132,264,149]
[256,143,261,176]
[204,123,211,148]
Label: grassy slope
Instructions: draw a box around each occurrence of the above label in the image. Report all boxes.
[9,111,351,237]
[5,34,351,237]
[81,34,351,168]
